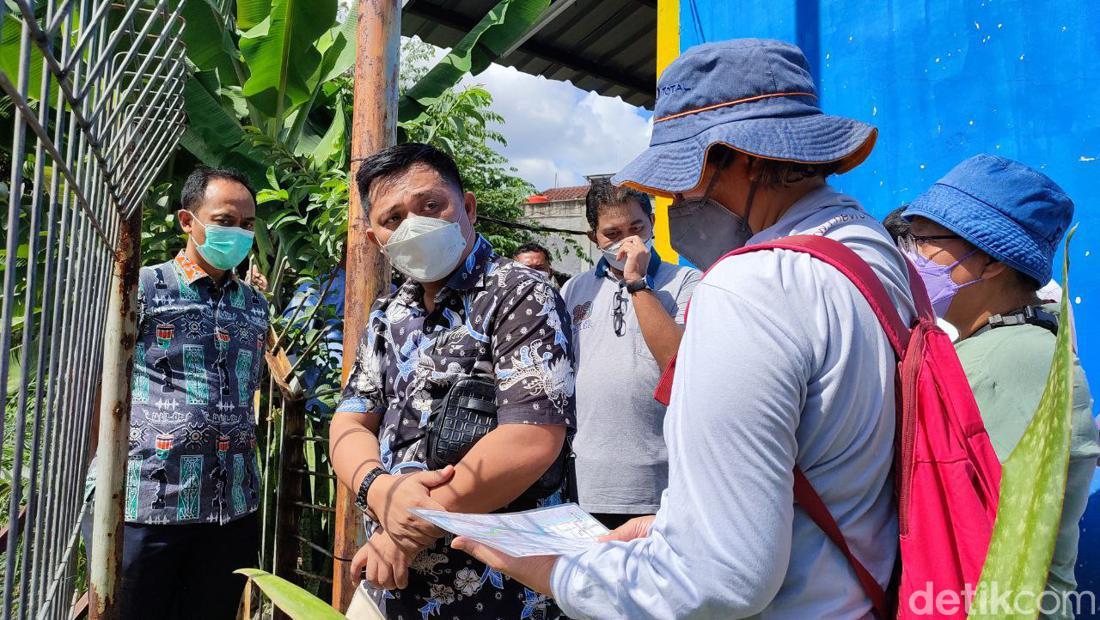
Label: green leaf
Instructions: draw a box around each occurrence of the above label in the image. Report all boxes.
[311,98,346,166]
[316,4,357,84]
[265,166,280,190]
[238,0,338,120]
[179,0,239,82]
[236,0,271,31]
[1,12,44,100]
[235,569,345,620]
[969,227,1078,619]
[181,75,269,185]
[182,75,247,164]
[218,85,250,119]
[399,0,549,123]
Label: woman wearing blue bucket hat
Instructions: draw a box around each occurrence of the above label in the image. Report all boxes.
[901,155,1099,618]
[455,39,918,618]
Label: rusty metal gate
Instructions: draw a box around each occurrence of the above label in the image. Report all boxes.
[0,0,187,617]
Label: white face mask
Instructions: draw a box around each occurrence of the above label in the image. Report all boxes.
[383,214,468,282]
[600,237,654,272]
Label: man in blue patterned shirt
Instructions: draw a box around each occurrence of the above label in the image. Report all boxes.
[88,167,269,619]
[330,143,575,619]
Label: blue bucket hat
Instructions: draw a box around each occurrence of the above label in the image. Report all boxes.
[612,38,877,196]
[902,154,1073,285]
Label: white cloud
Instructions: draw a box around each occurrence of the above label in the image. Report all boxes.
[460,63,652,191]
[403,36,652,191]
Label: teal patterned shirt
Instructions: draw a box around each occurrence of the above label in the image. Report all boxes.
[123,252,269,525]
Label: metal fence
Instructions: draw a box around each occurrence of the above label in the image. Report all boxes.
[0,0,187,617]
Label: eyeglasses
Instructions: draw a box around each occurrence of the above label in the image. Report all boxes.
[898,233,964,255]
[909,233,963,245]
[612,287,626,337]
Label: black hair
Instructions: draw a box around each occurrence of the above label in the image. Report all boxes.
[709,144,840,189]
[355,143,465,214]
[180,166,255,212]
[752,158,842,188]
[513,242,552,262]
[585,178,653,230]
[882,206,911,243]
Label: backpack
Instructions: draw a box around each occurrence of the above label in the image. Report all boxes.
[653,235,1002,619]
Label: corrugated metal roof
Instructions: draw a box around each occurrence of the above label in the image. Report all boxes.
[402,0,656,109]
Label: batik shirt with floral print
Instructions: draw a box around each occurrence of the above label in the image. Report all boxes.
[119,252,268,525]
[338,236,575,620]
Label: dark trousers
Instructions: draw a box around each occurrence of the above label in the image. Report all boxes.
[591,512,641,530]
[84,512,259,620]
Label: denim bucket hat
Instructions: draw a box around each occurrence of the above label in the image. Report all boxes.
[902,154,1074,285]
[612,38,877,196]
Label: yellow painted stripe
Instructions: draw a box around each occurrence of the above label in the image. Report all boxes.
[653,0,680,262]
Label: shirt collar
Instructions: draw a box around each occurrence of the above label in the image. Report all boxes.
[746,184,860,246]
[173,251,237,286]
[444,235,495,291]
[392,235,496,309]
[595,248,662,281]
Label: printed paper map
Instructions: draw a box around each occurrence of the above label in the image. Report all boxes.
[411,503,610,557]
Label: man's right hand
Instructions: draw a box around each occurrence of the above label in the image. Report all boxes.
[598,515,656,543]
[366,465,455,553]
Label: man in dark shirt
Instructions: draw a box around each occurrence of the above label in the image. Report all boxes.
[85,167,268,619]
[513,242,553,276]
[330,143,575,619]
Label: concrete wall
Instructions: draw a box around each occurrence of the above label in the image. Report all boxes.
[523,199,600,277]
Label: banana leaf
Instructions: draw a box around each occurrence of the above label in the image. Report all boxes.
[238,0,338,121]
[235,0,270,31]
[282,3,356,153]
[236,568,345,620]
[1,12,44,99]
[398,0,549,124]
[181,75,247,163]
[968,228,1078,619]
[316,4,357,85]
[310,97,346,167]
[180,75,268,184]
[178,0,240,83]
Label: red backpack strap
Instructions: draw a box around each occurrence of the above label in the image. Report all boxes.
[653,235,909,617]
[654,235,910,405]
[794,467,889,619]
[758,235,909,356]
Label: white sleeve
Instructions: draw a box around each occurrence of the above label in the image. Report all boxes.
[551,257,812,619]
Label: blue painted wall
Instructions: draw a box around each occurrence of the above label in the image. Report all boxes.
[681,0,1100,379]
[681,0,1100,595]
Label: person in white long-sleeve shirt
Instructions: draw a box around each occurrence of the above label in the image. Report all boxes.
[454,39,916,619]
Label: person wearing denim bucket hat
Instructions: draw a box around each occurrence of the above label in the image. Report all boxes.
[454,39,918,618]
[901,155,1099,619]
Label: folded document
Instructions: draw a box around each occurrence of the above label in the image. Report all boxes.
[411,503,610,557]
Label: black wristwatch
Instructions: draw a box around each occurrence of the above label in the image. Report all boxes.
[355,466,387,514]
[625,277,653,294]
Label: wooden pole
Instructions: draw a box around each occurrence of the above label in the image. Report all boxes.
[332,0,398,611]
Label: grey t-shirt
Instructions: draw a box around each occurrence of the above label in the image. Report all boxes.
[562,258,701,513]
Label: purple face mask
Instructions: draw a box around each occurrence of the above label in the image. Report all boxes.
[907,248,982,317]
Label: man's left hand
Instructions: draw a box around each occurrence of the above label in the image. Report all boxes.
[352,531,417,591]
[617,236,651,282]
[451,537,557,596]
